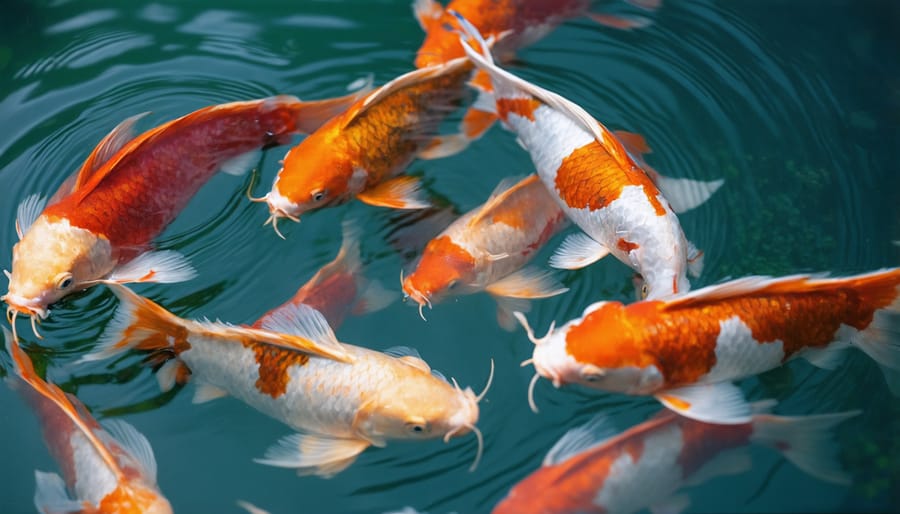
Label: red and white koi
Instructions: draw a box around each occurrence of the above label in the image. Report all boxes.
[80,282,490,477]
[516,268,900,423]
[3,91,365,339]
[4,329,171,514]
[455,14,722,299]
[254,58,474,238]
[494,403,858,514]
[401,174,569,328]
[252,221,395,331]
[413,0,665,158]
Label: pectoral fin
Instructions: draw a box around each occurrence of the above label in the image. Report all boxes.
[485,267,569,299]
[357,176,430,209]
[254,433,370,478]
[548,233,610,270]
[192,382,229,404]
[107,250,197,284]
[220,150,261,176]
[655,382,752,425]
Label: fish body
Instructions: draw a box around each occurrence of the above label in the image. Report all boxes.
[82,282,481,477]
[520,269,900,423]
[4,331,170,514]
[402,174,569,327]
[493,405,857,514]
[4,93,362,328]
[455,15,717,299]
[262,58,473,234]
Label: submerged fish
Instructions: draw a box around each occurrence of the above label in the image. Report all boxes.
[402,174,569,328]
[252,221,395,331]
[80,282,489,477]
[413,0,665,157]
[4,329,171,514]
[494,403,858,514]
[516,269,900,423]
[3,91,365,339]
[455,13,722,299]
[256,58,473,238]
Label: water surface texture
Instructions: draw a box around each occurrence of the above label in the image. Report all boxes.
[1,1,898,513]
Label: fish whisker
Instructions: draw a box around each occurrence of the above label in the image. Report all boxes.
[527,372,541,414]
[475,358,494,403]
[10,308,18,343]
[418,302,427,321]
[2,269,11,280]
[271,215,287,240]
[467,423,483,472]
[245,173,268,203]
[513,311,554,345]
[31,315,42,340]
[520,358,533,368]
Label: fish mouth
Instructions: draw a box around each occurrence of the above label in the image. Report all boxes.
[263,207,300,240]
[2,293,49,341]
[400,271,432,321]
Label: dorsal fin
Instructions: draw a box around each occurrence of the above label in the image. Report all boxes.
[100,418,158,482]
[341,56,471,129]
[543,414,620,466]
[74,112,150,190]
[466,174,534,228]
[3,328,124,481]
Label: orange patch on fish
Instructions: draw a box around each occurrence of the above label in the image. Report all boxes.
[496,97,542,122]
[617,238,639,253]
[243,341,310,399]
[659,394,690,410]
[462,108,498,139]
[554,141,666,216]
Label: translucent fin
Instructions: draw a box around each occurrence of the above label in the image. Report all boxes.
[549,233,610,270]
[33,470,81,514]
[655,382,752,424]
[801,342,851,370]
[686,241,705,278]
[853,292,900,395]
[683,449,752,487]
[383,346,423,359]
[101,418,158,482]
[417,133,472,160]
[74,112,150,189]
[108,250,197,284]
[496,296,531,332]
[15,194,47,239]
[258,303,342,353]
[353,279,398,315]
[357,176,431,209]
[254,433,369,478]
[648,494,691,514]
[654,174,725,214]
[192,382,229,404]
[220,150,261,176]
[751,410,860,485]
[155,359,181,392]
[586,12,653,31]
[485,267,569,299]
[413,0,443,30]
[543,413,619,466]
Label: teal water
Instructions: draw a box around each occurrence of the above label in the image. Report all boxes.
[0,1,898,513]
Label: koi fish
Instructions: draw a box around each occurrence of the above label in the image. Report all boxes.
[494,403,858,514]
[402,174,569,328]
[255,58,474,238]
[413,0,665,158]
[252,221,395,331]
[3,90,366,339]
[455,13,723,299]
[516,268,900,423]
[79,282,490,477]
[3,329,171,514]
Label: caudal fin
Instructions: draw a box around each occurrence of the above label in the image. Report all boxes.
[852,275,900,395]
[751,410,859,485]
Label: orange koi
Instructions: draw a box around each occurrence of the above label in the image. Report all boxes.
[413,0,664,158]
[3,91,365,339]
[256,58,473,238]
[4,330,171,514]
[455,13,722,299]
[516,269,900,423]
[80,282,491,477]
[494,404,857,514]
[402,175,569,328]
[252,221,395,330]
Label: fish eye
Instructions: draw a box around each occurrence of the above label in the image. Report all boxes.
[311,189,327,202]
[55,273,74,290]
[447,279,459,290]
[640,284,649,299]
[405,420,429,434]
[581,365,605,382]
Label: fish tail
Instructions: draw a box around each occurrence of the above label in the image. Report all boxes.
[750,410,860,485]
[335,219,363,276]
[849,268,900,395]
[78,282,190,363]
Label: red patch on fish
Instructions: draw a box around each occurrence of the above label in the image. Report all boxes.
[244,340,310,399]
[617,238,639,253]
[554,141,666,216]
[496,97,542,122]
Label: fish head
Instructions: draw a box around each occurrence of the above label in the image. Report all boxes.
[105,485,172,514]
[401,235,476,311]
[4,216,112,320]
[637,233,691,299]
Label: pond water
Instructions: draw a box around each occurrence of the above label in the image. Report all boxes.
[0,1,897,513]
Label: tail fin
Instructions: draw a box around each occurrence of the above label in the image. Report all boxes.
[852,276,900,395]
[291,76,373,134]
[750,410,859,485]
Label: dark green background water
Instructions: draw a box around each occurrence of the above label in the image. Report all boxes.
[0,1,898,513]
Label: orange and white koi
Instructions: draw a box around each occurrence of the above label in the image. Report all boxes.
[3,329,171,514]
[402,174,569,328]
[413,0,665,157]
[255,58,474,238]
[455,14,722,299]
[494,403,857,514]
[252,221,395,331]
[80,282,490,477]
[3,91,365,338]
[516,269,900,423]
